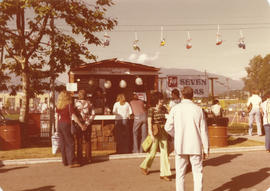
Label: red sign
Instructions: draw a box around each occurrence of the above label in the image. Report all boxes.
[168,76,178,87]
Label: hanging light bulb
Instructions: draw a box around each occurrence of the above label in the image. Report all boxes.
[104,80,112,89]
[133,32,140,52]
[135,77,143,85]
[238,30,246,49]
[88,79,94,86]
[119,80,127,88]
[160,26,166,46]
[186,31,192,49]
[216,24,223,45]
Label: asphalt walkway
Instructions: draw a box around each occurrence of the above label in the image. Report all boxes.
[1,150,270,191]
[0,134,268,191]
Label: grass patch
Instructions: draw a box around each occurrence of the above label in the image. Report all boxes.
[0,148,116,161]
[227,136,264,147]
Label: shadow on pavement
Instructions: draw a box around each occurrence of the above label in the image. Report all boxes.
[0,166,28,173]
[212,167,270,191]
[91,155,110,163]
[21,185,55,191]
[204,154,242,166]
[228,137,248,145]
[169,154,243,178]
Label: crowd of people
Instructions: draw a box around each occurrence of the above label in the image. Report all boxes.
[52,84,270,191]
[54,86,211,191]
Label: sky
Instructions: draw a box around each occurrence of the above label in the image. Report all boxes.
[59,0,270,82]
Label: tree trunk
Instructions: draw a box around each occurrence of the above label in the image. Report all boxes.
[19,69,29,123]
[18,56,29,123]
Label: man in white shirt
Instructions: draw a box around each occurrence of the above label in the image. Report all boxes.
[210,99,223,117]
[165,86,209,191]
[247,90,262,136]
[39,98,48,113]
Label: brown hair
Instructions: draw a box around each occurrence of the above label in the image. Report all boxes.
[181,86,193,100]
[78,89,86,100]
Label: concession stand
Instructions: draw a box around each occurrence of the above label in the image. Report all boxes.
[69,58,159,152]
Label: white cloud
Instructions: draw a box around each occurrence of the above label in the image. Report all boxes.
[128,51,160,65]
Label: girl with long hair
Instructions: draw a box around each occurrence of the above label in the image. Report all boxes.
[113,94,132,153]
[56,91,86,167]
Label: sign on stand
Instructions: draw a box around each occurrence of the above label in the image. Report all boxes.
[167,75,209,98]
[66,83,78,92]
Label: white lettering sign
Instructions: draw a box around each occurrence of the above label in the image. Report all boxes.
[167,75,209,98]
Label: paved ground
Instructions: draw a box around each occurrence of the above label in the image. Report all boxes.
[0,134,268,191]
[1,149,270,191]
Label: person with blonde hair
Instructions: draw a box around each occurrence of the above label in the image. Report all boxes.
[74,89,95,164]
[56,90,86,167]
[113,93,132,153]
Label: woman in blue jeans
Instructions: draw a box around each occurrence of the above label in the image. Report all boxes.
[56,91,86,167]
[260,92,270,152]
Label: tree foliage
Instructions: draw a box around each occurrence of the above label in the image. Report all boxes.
[0,0,117,122]
[243,54,270,95]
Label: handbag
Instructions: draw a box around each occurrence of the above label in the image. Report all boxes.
[152,124,159,136]
[142,135,153,152]
[51,132,61,155]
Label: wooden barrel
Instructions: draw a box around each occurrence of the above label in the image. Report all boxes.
[0,121,21,150]
[208,125,228,147]
[207,117,229,147]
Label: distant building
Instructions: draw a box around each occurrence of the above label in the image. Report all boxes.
[0,92,49,112]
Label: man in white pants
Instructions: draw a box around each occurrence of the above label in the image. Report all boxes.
[165,86,209,191]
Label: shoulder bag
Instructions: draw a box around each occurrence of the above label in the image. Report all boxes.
[142,135,153,152]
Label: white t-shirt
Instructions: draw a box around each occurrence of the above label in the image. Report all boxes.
[261,99,270,125]
[113,102,132,119]
[211,104,222,117]
[39,102,48,113]
[247,94,262,110]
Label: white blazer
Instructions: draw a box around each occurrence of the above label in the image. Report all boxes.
[165,99,209,155]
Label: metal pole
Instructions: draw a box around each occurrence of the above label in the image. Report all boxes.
[208,77,218,101]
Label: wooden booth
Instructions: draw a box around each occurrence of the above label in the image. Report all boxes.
[69,58,159,152]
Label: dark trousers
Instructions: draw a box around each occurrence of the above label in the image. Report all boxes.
[75,125,92,163]
[115,119,130,154]
[58,122,75,165]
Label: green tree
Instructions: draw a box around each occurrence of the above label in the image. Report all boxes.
[243,55,263,94]
[0,0,117,122]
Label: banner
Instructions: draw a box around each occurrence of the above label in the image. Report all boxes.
[167,75,209,98]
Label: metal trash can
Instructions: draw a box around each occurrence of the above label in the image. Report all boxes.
[0,120,21,150]
[207,117,229,147]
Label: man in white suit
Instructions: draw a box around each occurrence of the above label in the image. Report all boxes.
[165,86,209,191]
